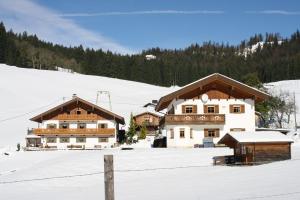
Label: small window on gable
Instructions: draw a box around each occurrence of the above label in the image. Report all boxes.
[66,111,70,115]
[77,110,81,115]
[87,111,92,114]
[59,123,69,129]
[78,123,86,129]
[98,123,108,129]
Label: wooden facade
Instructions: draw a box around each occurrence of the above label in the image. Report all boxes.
[133,112,161,135]
[218,132,293,165]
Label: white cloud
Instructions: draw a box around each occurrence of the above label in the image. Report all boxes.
[57,10,224,17]
[245,10,300,15]
[0,0,134,54]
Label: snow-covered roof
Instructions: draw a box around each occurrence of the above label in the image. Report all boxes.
[219,131,294,144]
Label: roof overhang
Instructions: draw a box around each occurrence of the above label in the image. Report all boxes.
[30,97,125,124]
[155,73,270,111]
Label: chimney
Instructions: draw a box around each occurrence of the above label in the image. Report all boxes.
[72,94,77,99]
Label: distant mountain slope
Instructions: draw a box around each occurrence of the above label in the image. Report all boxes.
[1,22,300,87]
[0,64,176,147]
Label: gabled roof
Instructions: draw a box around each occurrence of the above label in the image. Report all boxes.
[155,73,270,111]
[30,97,125,124]
[133,111,162,119]
[218,131,294,144]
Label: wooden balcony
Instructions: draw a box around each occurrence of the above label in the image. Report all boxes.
[32,128,115,136]
[160,114,225,125]
[55,114,101,121]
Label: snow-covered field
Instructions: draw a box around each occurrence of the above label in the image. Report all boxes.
[2,64,300,200]
[0,64,176,147]
[1,146,300,200]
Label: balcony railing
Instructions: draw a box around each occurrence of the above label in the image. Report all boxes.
[32,128,115,136]
[55,114,101,121]
[161,114,225,125]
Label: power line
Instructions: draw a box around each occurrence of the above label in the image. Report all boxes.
[0,98,62,123]
[232,191,300,200]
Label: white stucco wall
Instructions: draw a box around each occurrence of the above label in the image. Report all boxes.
[164,98,256,147]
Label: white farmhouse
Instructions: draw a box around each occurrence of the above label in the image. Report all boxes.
[155,73,270,148]
[26,96,125,149]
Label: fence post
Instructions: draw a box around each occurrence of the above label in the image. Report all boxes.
[104,155,114,200]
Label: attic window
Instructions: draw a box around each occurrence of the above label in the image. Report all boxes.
[66,111,70,115]
[77,110,81,115]
[87,111,92,114]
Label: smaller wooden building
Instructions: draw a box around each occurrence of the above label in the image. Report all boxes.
[133,112,161,136]
[218,131,293,164]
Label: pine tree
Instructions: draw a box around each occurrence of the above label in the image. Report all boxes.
[0,22,7,63]
[139,122,147,140]
[126,113,136,144]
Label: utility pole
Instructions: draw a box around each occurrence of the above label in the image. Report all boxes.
[96,91,112,111]
[104,155,114,200]
[294,92,297,131]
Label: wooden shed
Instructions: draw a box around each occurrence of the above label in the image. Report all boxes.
[218,131,293,164]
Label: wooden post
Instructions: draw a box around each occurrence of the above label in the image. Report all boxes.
[104,155,114,200]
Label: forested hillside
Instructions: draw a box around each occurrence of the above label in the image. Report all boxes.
[1,21,300,86]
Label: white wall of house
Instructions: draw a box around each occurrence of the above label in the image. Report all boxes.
[39,119,117,149]
[164,98,255,147]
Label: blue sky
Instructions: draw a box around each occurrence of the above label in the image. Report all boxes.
[0,0,300,54]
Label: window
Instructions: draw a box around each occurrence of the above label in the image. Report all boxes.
[98,123,108,129]
[76,137,86,143]
[230,128,245,132]
[59,123,69,129]
[60,137,69,143]
[185,106,193,113]
[204,105,219,113]
[46,137,57,143]
[99,137,108,142]
[180,128,185,138]
[87,111,92,114]
[207,106,215,113]
[182,105,197,114]
[233,106,241,113]
[76,110,81,115]
[170,129,174,139]
[78,123,86,129]
[204,129,220,138]
[230,105,245,113]
[143,116,151,123]
[47,124,57,129]
[66,111,70,115]
[190,128,193,139]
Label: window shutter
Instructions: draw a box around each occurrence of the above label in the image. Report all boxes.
[215,105,219,113]
[204,129,208,137]
[241,105,245,113]
[229,105,233,113]
[204,105,208,113]
[192,105,197,113]
[182,105,186,114]
[215,129,220,137]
